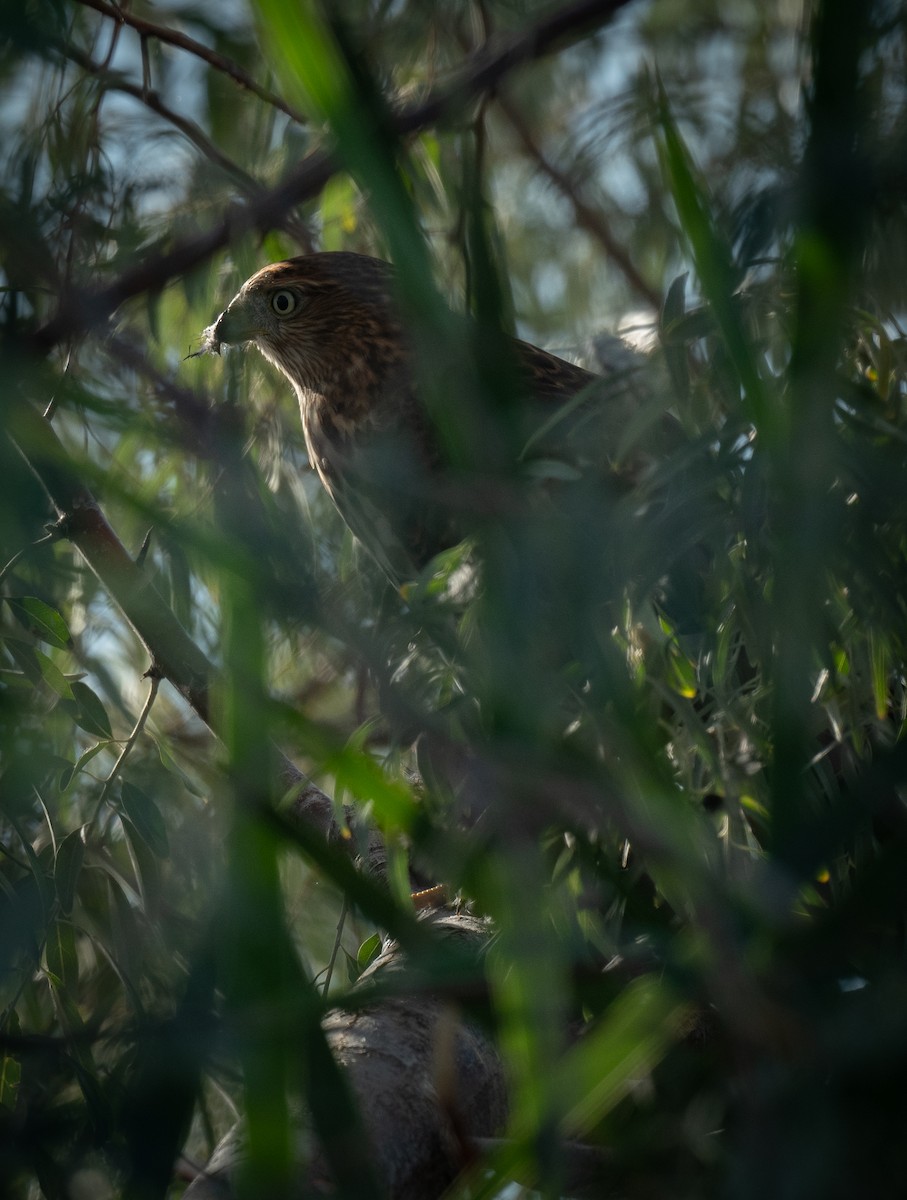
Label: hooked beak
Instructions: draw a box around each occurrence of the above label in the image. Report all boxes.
[187,297,259,359]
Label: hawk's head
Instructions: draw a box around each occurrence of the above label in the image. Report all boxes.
[201,251,407,424]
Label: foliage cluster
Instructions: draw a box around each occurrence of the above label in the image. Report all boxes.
[2,0,907,1196]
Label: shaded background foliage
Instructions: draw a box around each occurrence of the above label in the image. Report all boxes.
[2,0,907,1196]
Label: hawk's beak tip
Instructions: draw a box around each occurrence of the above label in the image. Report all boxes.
[185,319,224,359]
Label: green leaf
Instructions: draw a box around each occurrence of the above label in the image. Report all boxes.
[666,646,698,699]
[284,709,417,832]
[5,640,44,686]
[344,948,360,984]
[55,827,86,915]
[262,231,294,263]
[0,1052,21,1110]
[45,974,95,1078]
[104,870,145,989]
[554,976,686,1136]
[146,289,161,343]
[8,813,55,922]
[33,647,74,700]
[222,811,295,1199]
[59,742,108,792]
[153,736,203,797]
[869,631,888,721]
[6,596,71,649]
[656,81,772,438]
[123,819,164,914]
[660,271,690,400]
[522,457,583,483]
[254,1,347,116]
[255,0,436,312]
[418,131,441,171]
[661,271,689,330]
[320,172,359,250]
[356,932,381,973]
[386,841,413,911]
[470,977,687,1200]
[121,782,169,858]
[46,918,79,991]
[485,848,570,1138]
[69,681,113,739]
[0,1011,21,1111]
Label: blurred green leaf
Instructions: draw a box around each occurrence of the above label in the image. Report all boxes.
[33,647,74,700]
[285,710,418,833]
[66,681,112,740]
[660,271,691,400]
[46,918,79,992]
[467,976,687,1199]
[484,846,570,1165]
[556,975,686,1135]
[656,80,773,439]
[666,645,697,699]
[4,2,907,1196]
[254,1,347,115]
[0,1049,21,1111]
[54,827,85,915]
[59,742,107,792]
[869,630,888,721]
[0,1007,22,1112]
[121,782,169,859]
[5,596,71,649]
[320,173,359,249]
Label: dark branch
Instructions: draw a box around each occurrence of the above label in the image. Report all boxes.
[498,96,662,311]
[35,0,638,353]
[56,39,260,193]
[74,0,309,126]
[6,392,338,827]
[10,396,214,719]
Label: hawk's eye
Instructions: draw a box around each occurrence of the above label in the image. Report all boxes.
[270,289,298,316]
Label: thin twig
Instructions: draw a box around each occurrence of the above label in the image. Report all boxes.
[91,668,162,826]
[0,532,56,587]
[9,392,332,819]
[10,397,214,717]
[75,0,309,126]
[56,40,260,193]
[499,96,661,310]
[322,895,350,996]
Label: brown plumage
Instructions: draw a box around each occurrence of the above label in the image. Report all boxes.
[201,251,608,581]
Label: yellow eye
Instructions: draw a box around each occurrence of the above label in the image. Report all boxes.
[270,289,297,316]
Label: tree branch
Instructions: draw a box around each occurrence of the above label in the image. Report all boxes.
[5,392,341,827]
[34,0,638,353]
[8,399,508,1200]
[10,399,213,714]
[56,39,260,194]
[498,96,662,310]
[74,0,309,126]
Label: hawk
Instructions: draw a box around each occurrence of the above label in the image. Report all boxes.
[200,251,638,583]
